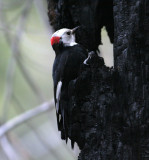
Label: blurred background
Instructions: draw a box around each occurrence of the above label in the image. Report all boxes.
[0,0,113,159]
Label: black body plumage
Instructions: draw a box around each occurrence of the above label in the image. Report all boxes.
[52,44,87,146]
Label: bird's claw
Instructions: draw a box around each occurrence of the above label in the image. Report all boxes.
[83,51,96,65]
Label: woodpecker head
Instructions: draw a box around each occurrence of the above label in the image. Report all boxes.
[51,27,79,51]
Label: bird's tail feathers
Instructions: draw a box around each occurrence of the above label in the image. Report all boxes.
[55,82,71,147]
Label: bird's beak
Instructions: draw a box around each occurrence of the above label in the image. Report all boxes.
[71,26,80,34]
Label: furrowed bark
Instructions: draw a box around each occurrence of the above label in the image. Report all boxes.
[113,0,149,159]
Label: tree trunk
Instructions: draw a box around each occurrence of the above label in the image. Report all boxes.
[47,0,149,159]
[113,0,149,159]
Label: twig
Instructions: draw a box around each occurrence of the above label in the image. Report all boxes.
[0,136,20,160]
[12,95,63,160]
[34,0,51,32]
[15,54,45,102]
[0,100,54,138]
[0,0,33,122]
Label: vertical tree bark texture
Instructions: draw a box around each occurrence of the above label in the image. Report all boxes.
[113,0,149,159]
[47,0,149,159]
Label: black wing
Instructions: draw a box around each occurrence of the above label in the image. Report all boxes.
[52,45,87,141]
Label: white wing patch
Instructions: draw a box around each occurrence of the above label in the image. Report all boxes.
[56,81,62,113]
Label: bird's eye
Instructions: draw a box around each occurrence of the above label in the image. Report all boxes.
[66,31,71,35]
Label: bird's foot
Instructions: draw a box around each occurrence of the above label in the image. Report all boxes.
[83,51,96,65]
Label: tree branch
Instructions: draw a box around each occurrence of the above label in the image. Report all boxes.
[0,100,54,138]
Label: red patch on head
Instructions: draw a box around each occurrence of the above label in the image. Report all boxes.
[51,36,60,46]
